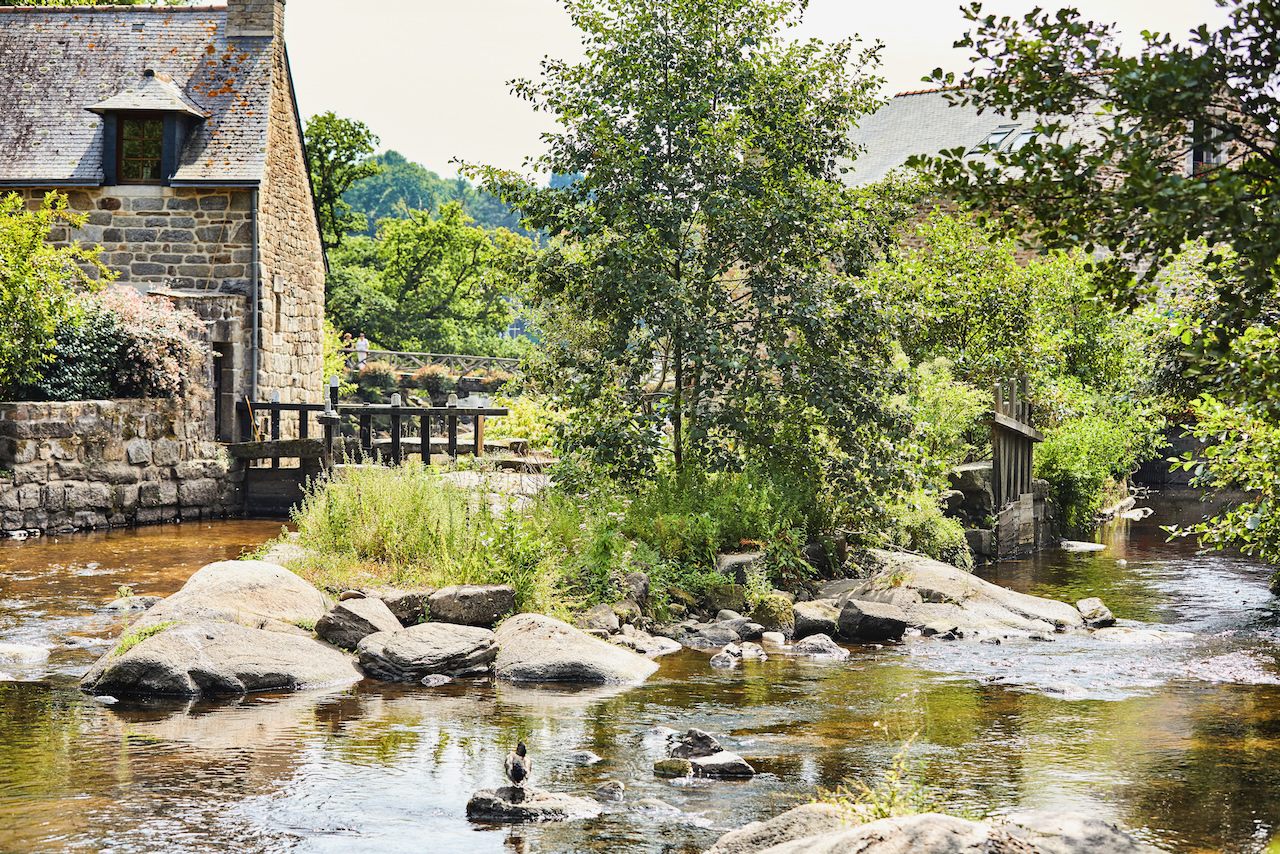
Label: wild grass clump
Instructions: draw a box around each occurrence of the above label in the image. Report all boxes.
[113,621,177,657]
[817,735,942,821]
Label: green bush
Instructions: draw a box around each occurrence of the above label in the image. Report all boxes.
[29,303,122,401]
[901,355,988,488]
[485,394,565,451]
[410,364,456,395]
[356,360,399,402]
[881,490,973,570]
[1034,410,1161,534]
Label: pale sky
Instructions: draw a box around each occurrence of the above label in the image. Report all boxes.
[285,0,1228,177]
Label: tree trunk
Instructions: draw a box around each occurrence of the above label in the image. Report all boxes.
[672,338,684,471]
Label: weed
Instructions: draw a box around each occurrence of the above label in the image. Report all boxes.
[112,621,177,657]
[817,734,940,820]
[115,584,135,600]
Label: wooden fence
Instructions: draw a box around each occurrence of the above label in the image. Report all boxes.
[991,376,1044,510]
[235,382,506,468]
[343,348,519,377]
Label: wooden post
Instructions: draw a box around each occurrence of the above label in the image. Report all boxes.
[359,409,372,461]
[473,414,485,458]
[420,414,430,462]
[447,414,458,460]
[320,413,336,470]
[390,394,402,465]
[269,391,281,469]
[329,375,340,410]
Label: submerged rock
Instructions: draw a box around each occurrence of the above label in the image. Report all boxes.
[1075,597,1116,629]
[357,622,496,681]
[494,613,659,685]
[594,780,626,802]
[791,633,848,660]
[705,803,850,854]
[466,785,602,823]
[428,584,516,627]
[81,620,361,697]
[315,597,402,650]
[710,651,737,669]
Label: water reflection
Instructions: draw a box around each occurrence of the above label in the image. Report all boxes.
[0,506,1278,852]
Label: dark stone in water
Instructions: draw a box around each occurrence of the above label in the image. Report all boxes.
[669,728,722,759]
[466,786,602,823]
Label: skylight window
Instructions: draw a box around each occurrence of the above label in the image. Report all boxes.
[970,125,1018,154]
[1010,130,1037,150]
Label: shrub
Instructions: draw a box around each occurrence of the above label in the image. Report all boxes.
[410,364,456,395]
[356,360,399,402]
[881,490,974,570]
[25,287,203,401]
[901,356,988,489]
[485,394,565,451]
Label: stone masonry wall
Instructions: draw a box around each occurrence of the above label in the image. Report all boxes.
[255,5,326,407]
[14,186,256,294]
[0,396,241,536]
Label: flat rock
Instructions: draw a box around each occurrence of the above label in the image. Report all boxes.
[80,620,361,698]
[706,803,850,854]
[494,613,658,685]
[357,622,496,681]
[843,551,1085,637]
[761,631,786,646]
[691,750,755,779]
[791,633,848,660]
[838,599,910,642]
[125,560,330,633]
[793,601,840,640]
[428,584,516,627]
[466,785,602,823]
[610,630,682,657]
[577,603,621,633]
[101,596,161,613]
[755,810,1168,853]
[315,597,402,650]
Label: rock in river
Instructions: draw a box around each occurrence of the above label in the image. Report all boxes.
[1075,597,1116,628]
[791,633,848,660]
[81,620,361,697]
[466,785,602,823]
[80,560,359,698]
[494,613,659,685]
[428,584,516,627]
[315,597,402,650]
[838,599,910,642]
[357,622,496,681]
[744,809,1168,853]
[691,751,755,779]
[792,600,840,640]
[705,803,850,854]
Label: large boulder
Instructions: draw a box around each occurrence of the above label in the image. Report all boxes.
[751,593,795,637]
[428,584,516,627]
[315,597,403,650]
[840,551,1085,637]
[466,785,602,823]
[80,620,361,697]
[368,586,435,625]
[80,560,355,698]
[127,560,330,633]
[357,623,496,681]
[705,804,850,854]
[791,633,848,660]
[793,601,840,640]
[691,751,755,779]
[494,613,659,684]
[838,599,910,642]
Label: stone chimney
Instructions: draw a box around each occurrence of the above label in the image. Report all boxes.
[226,0,285,39]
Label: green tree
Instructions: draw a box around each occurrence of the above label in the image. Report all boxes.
[304,112,382,252]
[327,202,533,354]
[915,0,1280,559]
[0,193,106,398]
[466,0,911,512]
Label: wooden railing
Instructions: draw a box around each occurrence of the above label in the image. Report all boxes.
[235,383,506,468]
[991,376,1044,510]
[343,348,520,377]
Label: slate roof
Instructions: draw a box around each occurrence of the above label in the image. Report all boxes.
[846,88,1086,186]
[87,70,211,119]
[0,4,273,186]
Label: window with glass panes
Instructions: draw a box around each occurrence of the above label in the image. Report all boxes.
[118,116,165,183]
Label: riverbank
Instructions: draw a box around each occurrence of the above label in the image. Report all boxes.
[2,506,1279,852]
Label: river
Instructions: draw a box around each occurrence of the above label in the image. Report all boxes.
[1,496,1278,853]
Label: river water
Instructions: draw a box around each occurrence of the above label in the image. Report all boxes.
[1,496,1278,853]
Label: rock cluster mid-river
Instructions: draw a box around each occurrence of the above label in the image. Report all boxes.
[2,495,1279,853]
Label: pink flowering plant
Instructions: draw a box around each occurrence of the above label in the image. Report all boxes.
[96,287,204,398]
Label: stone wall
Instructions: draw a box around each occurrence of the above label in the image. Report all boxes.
[256,1,326,407]
[13,186,255,294]
[0,397,241,536]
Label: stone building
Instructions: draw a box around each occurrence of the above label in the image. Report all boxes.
[0,0,325,439]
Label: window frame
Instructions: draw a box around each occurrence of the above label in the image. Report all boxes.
[116,113,167,186]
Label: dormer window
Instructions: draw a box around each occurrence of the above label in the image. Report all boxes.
[86,69,209,187]
[118,115,165,184]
